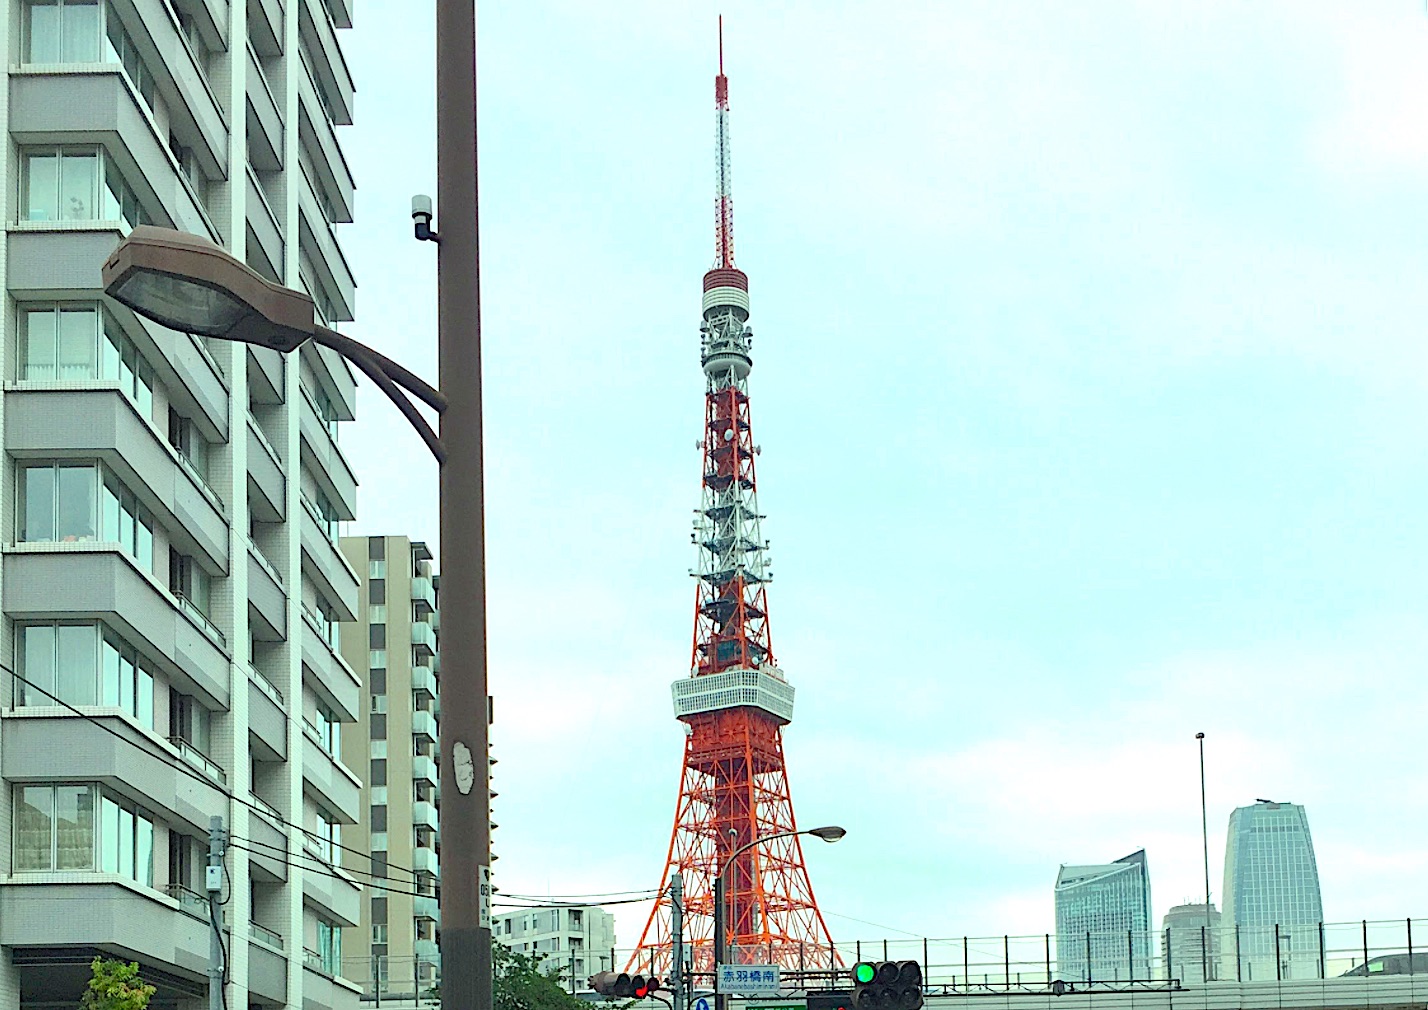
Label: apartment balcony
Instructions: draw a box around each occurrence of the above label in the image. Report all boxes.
[414,894,439,922]
[412,755,438,791]
[301,958,363,1010]
[1,880,219,1002]
[411,574,437,616]
[298,0,354,125]
[248,928,288,1006]
[300,608,360,722]
[246,166,285,284]
[246,44,284,172]
[0,710,226,838]
[411,664,437,700]
[248,541,288,642]
[298,382,357,519]
[411,619,436,658]
[6,388,230,576]
[302,340,357,422]
[246,799,289,883]
[412,709,437,743]
[299,848,361,927]
[247,413,287,522]
[297,54,355,223]
[299,496,359,622]
[413,799,438,833]
[301,723,361,824]
[248,0,282,51]
[412,845,438,877]
[247,666,288,763]
[297,165,356,322]
[248,345,286,405]
[4,550,229,711]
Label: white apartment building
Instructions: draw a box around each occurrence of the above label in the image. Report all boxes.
[493,905,618,987]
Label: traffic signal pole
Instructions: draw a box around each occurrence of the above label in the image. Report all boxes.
[671,873,685,1010]
[713,873,727,1010]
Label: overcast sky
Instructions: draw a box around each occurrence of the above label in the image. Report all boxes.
[336,1,1428,947]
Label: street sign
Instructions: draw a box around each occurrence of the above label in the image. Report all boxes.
[717,964,781,995]
[477,864,492,929]
[695,998,712,1010]
[744,1003,805,1010]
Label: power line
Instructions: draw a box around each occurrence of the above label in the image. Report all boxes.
[500,888,661,901]
[4,664,424,879]
[226,841,437,900]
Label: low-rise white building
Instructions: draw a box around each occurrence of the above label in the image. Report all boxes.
[493,905,618,985]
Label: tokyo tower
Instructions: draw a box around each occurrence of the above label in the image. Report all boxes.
[629,20,837,977]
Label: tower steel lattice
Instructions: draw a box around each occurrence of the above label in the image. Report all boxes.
[629,21,837,978]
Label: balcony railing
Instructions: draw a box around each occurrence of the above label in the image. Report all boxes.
[249,791,283,823]
[167,883,213,920]
[174,593,226,646]
[303,947,324,971]
[248,536,286,588]
[250,922,285,950]
[248,664,285,706]
[169,736,227,785]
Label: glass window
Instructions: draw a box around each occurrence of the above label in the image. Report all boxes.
[20,462,99,543]
[57,623,97,706]
[55,785,95,870]
[23,150,59,221]
[58,305,98,379]
[15,786,53,870]
[20,306,59,380]
[100,795,120,873]
[136,814,154,886]
[19,623,57,706]
[59,150,98,219]
[22,147,148,227]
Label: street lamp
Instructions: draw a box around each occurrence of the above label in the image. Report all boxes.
[713,826,846,1010]
[104,192,485,1010]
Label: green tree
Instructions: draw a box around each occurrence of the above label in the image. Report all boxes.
[80,958,156,1010]
[494,943,593,1010]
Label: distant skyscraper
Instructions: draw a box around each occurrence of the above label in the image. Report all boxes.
[1221,800,1323,980]
[1055,850,1152,981]
[1161,903,1221,984]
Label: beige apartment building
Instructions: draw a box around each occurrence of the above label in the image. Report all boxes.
[0,0,366,1007]
[338,535,441,998]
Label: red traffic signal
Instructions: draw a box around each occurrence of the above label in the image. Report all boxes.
[589,972,661,999]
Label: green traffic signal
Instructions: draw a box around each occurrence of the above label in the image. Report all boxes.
[854,963,877,985]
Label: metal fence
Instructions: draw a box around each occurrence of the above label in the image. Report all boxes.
[603,918,1428,992]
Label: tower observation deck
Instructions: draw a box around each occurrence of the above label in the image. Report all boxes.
[628,20,837,977]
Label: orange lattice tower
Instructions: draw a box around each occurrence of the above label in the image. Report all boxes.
[629,20,837,979]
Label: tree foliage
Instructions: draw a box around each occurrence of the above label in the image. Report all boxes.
[80,958,156,1010]
[428,943,603,1010]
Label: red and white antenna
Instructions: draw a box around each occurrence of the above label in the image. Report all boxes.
[715,15,735,268]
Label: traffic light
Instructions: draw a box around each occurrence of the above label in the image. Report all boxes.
[851,961,923,1010]
[588,972,661,999]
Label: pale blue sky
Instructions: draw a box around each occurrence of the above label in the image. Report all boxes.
[338,2,1428,944]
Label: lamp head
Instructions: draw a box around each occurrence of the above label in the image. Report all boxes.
[103,226,315,352]
[807,825,846,842]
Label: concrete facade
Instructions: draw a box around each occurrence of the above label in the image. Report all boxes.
[0,0,364,1005]
[338,536,440,998]
[493,905,617,988]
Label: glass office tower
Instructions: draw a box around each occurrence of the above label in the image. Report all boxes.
[1055,849,1152,981]
[1222,800,1323,980]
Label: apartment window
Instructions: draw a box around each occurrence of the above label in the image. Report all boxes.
[370,694,387,715]
[369,560,387,578]
[370,759,387,786]
[169,551,215,630]
[22,0,101,62]
[416,918,436,942]
[371,897,388,923]
[370,740,388,759]
[372,925,389,944]
[370,668,387,693]
[370,714,386,740]
[369,650,387,669]
[168,409,210,483]
[19,304,155,416]
[15,623,159,727]
[371,805,387,833]
[368,604,387,624]
[19,463,154,569]
[309,382,340,440]
[314,704,340,753]
[22,147,150,228]
[170,694,212,757]
[370,786,387,806]
[15,784,95,870]
[107,10,157,109]
[305,489,339,541]
[369,624,386,650]
[100,791,155,886]
[314,809,340,866]
[14,784,152,886]
[316,917,342,975]
[370,579,386,605]
[370,832,388,851]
